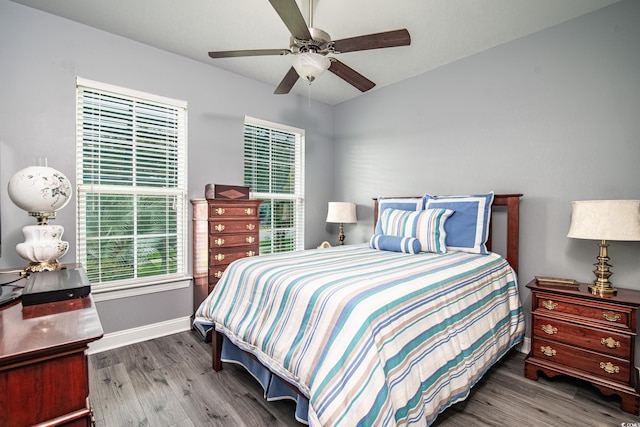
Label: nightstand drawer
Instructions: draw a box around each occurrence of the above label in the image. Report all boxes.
[534,292,632,329]
[532,315,631,358]
[532,337,632,384]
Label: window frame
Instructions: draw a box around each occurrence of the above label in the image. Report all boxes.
[243,116,305,254]
[75,77,188,295]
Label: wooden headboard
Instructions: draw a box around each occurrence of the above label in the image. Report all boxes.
[373,194,522,273]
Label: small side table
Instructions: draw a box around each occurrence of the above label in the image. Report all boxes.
[524,278,640,415]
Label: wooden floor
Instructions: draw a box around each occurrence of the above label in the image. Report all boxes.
[89,331,637,426]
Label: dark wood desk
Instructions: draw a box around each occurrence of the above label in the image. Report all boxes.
[0,284,103,426]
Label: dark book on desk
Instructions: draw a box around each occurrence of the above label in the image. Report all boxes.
[22,268,91,306]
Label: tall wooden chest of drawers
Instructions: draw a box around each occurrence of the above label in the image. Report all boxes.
[524,279,640,414]
[206,198,261,294]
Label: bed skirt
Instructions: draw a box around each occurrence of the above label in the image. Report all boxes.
[220,335,310,424]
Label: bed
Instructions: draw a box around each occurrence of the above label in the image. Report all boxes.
[195,193,525,426]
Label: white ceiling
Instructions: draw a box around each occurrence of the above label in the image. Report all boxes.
[12,0,620,105]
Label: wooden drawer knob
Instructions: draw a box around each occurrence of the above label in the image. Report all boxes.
[601,337,621,349]
[214,271,223,279]
[215,208,225,215]
[541,324,558,335]
[214,238,225,246]
[540,346,556,357]
[246,250,256,257]
[246,224,256,231]
[246,236,255,244]
[542,300,558,310]
[215,224,225,232]
[599,361,620,374]
[602,311,621,322]
[214,254,225,261]
[245,208,254,215]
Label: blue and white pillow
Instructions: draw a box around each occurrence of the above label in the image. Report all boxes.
[369,234,421,254]
[375,197,423,234]
[380,208,453,254]
[423,192,494,254]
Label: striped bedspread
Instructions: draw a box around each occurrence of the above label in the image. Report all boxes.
[195,244,524,426]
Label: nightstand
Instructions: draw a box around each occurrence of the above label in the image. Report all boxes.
[524,279,640,415]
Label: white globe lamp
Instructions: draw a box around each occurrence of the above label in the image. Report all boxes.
[7,158,72,273]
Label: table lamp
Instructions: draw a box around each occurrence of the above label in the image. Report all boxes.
[326,202,357,245]
[567,200,640,296]
[7,158,72,273]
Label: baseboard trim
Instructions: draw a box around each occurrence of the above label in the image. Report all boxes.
[88,316,192,355]
[520,336,531,355]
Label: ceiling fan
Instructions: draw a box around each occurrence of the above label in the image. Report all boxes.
[207,0,411,95]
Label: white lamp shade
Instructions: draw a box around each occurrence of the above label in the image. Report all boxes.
[292,52,331,82]
[326,202,357,224]
[7,165,72,215]
[567,200,640,241]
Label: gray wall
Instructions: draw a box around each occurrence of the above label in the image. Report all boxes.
[333,0,640,334]
[0,0,334,333]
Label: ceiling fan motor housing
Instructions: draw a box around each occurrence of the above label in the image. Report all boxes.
[290,27,332,54]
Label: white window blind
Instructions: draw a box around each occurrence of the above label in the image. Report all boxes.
[76,78,187,288]
[244,117,305,254]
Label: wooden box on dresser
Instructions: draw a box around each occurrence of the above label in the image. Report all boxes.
[524,278,640,415]
[0,270,103,426]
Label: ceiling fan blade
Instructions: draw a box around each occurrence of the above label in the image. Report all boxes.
[328,60,375,92]
[269,0,312,41]
[208,49,290,59]
[274,67,300,94]
[332,29,411,53]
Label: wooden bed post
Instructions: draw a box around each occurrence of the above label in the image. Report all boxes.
[212,330,223,371]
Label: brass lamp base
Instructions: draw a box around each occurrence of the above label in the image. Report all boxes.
[21,260,66,277]
[589,239,617,296]
[337,223,346,246]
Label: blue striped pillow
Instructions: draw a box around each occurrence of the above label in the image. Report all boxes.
[380,208,453,254]
[375,197,423,234]
[369,234,421,254]
[423,192,494,254]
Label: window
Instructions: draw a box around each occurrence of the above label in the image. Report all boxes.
[244,117,305,254]
[76,78,187,290]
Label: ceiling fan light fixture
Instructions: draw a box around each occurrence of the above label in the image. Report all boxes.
[291,52,331,83]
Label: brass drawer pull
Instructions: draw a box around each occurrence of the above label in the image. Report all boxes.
[542,300,558,311]
[246,236,255,244]
[599,361,620,374]
[246,224,256,231]
[214,254,225,261]
[245,208,254,215]
[215,224,225,232]
[540,346,556,357]
[541,324,558,335]
[214,207,225,215]
[601,337,621,349]
[214,271,223,279]
[246,250,255,257]
[214,238,225,246]
[602,311,621,322]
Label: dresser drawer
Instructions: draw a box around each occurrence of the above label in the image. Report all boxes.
[532,337,632,384]
[209,233,258,247]
[534,292,632,329]
[532,315,631,358]
[209,204,259,218]
[209,220,259,234]
[209,246,259,266]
